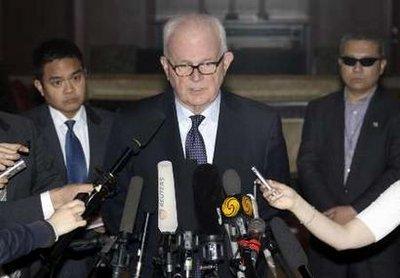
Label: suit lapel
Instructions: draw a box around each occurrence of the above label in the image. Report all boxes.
[347,90,382,184]
[40,106,68,181]
[213,92,245,169]
[329,92,345,187]
[86,105,107,180]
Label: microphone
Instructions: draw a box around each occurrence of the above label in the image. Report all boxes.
[192,164,224,235]
[0,159,27,179]
[158,160,178,233]
[221,169,257,277]
[111,176,144,278]
[157,160,178,277]
[270,217,312,278]
[192,164,225,276]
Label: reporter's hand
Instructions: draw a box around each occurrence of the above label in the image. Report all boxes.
[0,177,8,189]
[0,143,29,171]
[50,183,93,210]
[258,179,299,211]
[47,200,87,237]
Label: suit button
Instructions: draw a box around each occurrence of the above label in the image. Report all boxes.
[344,189,348,194]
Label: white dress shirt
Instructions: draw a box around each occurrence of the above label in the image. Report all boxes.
[40,105,90,219]
[357,180,400,241]
[175,93,220,164]
[49,105,90,168]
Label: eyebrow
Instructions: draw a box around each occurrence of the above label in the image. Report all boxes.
[48,68,84,81]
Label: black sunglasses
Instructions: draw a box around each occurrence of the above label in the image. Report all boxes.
[340,56,380,67]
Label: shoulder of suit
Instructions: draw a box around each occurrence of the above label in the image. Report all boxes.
[222,91,278,117]
[116,92,165,118]
[307,90,342,107]
[85,104,115,120]
[0,110,34,129]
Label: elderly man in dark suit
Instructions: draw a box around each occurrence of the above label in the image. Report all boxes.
[103,13,290,277]
[297,34,400,277]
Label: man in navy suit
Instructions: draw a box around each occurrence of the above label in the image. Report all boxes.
[104,13,290,277]
[297,34,400,277]
[24,38,114,277]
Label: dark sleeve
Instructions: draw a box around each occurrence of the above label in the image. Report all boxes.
[297,102,337,211]
[352,115,400,212]
[29,122,64,194]
[0,195,43,224]
[259,112,291,220]
[0,220,55,265]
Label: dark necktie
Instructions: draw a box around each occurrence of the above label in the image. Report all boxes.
[65,120,87,183]
[185,115,207,164]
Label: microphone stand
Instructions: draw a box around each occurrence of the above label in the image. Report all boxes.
[111,231,131,278]
[133,212,151,278]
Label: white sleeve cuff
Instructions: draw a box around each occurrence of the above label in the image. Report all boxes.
[40,191,55,220]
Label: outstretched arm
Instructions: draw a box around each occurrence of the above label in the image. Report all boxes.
[259,180,376,250]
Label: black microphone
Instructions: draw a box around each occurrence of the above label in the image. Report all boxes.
[192,164,224,235]
[111,176,144,278]
[270,217,312,278]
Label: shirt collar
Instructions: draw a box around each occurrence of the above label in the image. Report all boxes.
[175,92,221,125]
[344,86,376,104]
[49,105,87,129]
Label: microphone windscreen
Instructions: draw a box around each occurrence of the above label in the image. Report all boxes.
[119,176,144,233]
[222,169,241,196]
[192,164,224,235]
[248,218,266,235]
[270,217,309,271]
[158,160,178,233]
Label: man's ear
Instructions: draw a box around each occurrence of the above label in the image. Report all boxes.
[379,58,387,75]
[160,56,171,81]
[33,79,45,97]
[222,51,234,72]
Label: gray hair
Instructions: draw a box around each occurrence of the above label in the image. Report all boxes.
[163,13,228,57]
[339,33,386,57]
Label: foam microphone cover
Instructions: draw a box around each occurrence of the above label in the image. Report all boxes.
[119,176,144,233]
[222,168,241,196]
[270,217,309,271]
[158,160,178,233]
[192,164,224,235]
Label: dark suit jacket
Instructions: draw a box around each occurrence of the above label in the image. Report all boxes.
[24,104,114,183]
[103,91,290,276]
[297,89,400,213]
[0,111,63,224]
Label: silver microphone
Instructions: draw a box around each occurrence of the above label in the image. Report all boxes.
[0,159,27,179]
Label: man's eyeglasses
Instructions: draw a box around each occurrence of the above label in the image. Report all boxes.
[47,69,86,88]
[166,54,225,77]
[340,56,380,67]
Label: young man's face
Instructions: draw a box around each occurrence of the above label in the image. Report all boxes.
[34,57,86,118]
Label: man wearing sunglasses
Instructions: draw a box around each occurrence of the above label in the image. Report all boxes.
[297,34,400,277]
[103,13,290,277]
